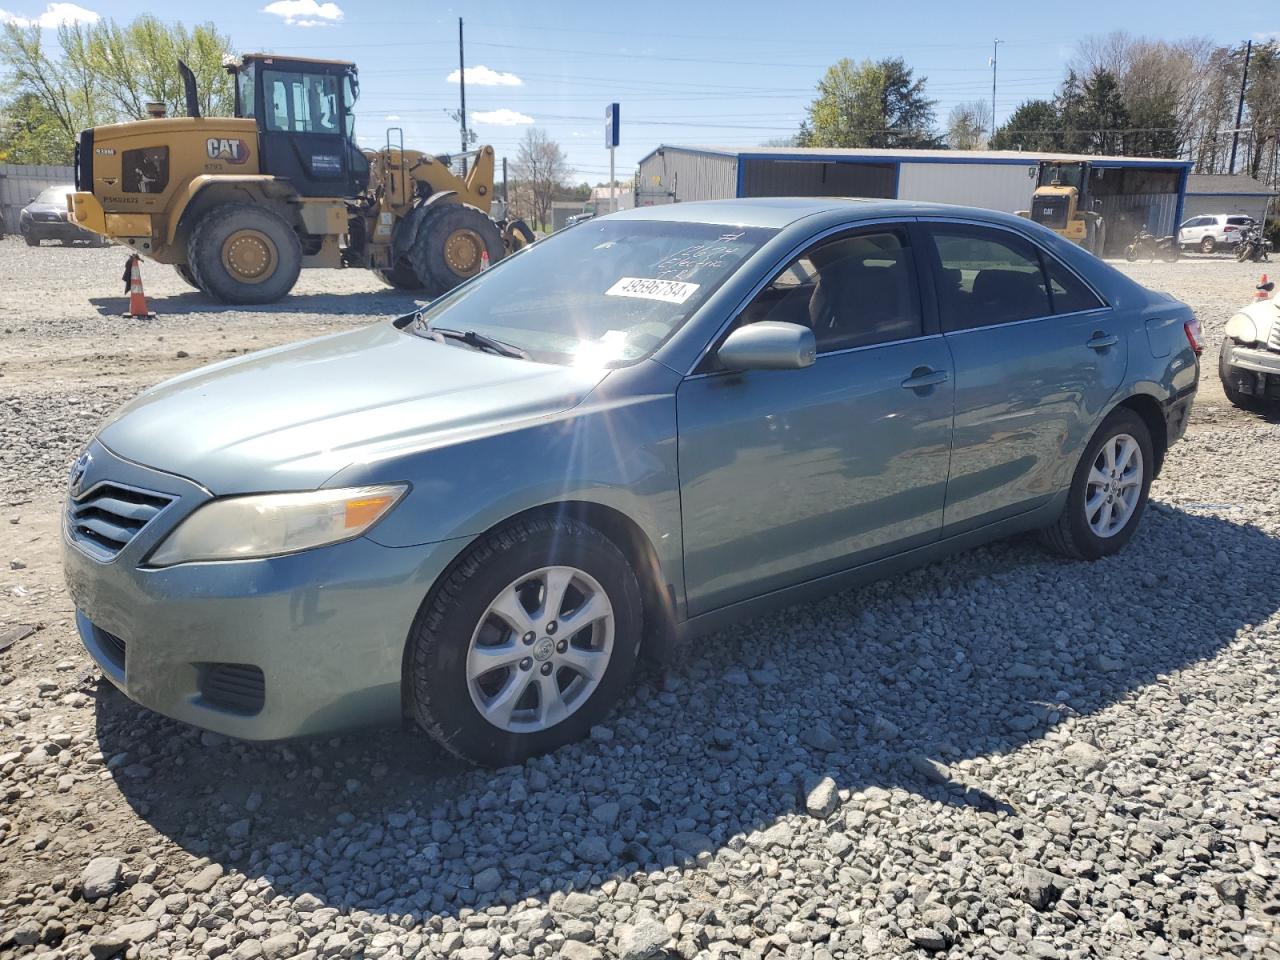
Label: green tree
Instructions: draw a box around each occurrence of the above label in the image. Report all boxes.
[990,99,1062,152]
[0,15,232,163]
[799,57,938,148]
[0,92,73,164]
[945,101,992,150]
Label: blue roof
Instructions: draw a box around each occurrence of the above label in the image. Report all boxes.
[610,196,1045,230]
[638,144,1191,170]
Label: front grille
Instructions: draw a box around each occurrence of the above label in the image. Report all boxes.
[200,664,266,715]
[68,483,174,560]
[1269,320,1280,353]
[97,628,126,670]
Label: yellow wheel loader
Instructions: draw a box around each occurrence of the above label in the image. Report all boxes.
[1024,160,1106,257]
[69,55,534,304]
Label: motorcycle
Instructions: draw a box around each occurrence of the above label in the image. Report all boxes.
[1235,224,1273,263]
[1125,226,1180,263]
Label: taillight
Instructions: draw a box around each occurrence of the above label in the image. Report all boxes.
[1225,225,1237,233]
[1184,318,1203,355]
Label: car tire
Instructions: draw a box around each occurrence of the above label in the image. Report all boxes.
[188,203,302,304]
[1040,407,1154,561]
[409,516,642,766]
[24,233,39,247]
[1200,236,1216,254]
[1219,340,1259,410]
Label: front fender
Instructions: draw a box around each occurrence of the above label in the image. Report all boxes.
[165,174,297,247]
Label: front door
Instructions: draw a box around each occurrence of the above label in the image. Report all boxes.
[676,223,955,617]
[258,66,351,198]
[920,221,1127,534]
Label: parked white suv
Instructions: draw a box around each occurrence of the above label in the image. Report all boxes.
[1178,214,1256,254]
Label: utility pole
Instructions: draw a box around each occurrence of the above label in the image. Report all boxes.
[458,17,468,175]
[1229,39,1252,175]
[990,39,1002,145]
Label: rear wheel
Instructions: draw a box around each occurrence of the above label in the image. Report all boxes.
[1161,242,1180,263]
[1124,244,1138,262]
[411,204,505,298]
[1200,236,1216,254]
[188,203,302,304]
[1040,408,1153,561]
[410,516,642,766]
[375,260,427,291]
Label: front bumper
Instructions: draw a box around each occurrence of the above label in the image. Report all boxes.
[62,440,466,740]
[24,218,97,241]
[1224,342,1280,376]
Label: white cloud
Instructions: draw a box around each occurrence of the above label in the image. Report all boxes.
[446,65,522,87]
[472,108,534,126]
[0,2,100,27]
[385,114,401,121]
[262,0,342,26]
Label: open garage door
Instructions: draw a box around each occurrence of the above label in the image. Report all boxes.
[739,159,895,200]
[1090,166,1183,257]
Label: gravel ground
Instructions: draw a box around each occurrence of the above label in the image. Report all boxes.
[1,238,1279,960]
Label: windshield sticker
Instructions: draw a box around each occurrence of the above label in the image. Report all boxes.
[605,277,700,304]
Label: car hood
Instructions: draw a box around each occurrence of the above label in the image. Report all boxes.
[99,323,608,494]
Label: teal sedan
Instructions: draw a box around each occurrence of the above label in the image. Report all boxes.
[63,198,1201,765]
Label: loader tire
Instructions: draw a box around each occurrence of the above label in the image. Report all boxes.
[376,260,427,291]
[188,203,301,305]
[412,204,505,298]
[174,264,200,289]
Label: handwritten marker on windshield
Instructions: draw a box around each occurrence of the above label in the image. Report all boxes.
[481,249,490,271]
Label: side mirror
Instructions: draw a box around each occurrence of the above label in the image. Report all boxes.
[26,197,35,204]
[717,321,816,372]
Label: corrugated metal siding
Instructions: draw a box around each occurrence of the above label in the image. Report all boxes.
[1183,194,1271,224]
[739,159,894,199]
[1099,192,1179,242]
[637,149,736,203]
[897,161,1038,213]
[0,163,75,235]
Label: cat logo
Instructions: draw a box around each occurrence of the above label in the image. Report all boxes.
[206,138,249,164]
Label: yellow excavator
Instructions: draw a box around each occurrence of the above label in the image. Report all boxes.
[1024,160,1106,257]
[69,55,533,304]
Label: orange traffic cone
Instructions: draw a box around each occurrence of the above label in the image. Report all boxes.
[480,248,490,271]
[1256,274,1272,301]
[121,254,156,318]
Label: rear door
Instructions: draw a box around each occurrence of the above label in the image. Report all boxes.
[921,220,1125,534]
[676,222,955,616]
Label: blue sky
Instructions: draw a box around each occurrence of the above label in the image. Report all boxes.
[3,0,1277,183]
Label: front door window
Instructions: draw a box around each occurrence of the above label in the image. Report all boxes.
[262,69,341,134]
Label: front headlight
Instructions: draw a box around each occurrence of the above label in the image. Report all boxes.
[147,484,407,567]
[1224,313,1258,345]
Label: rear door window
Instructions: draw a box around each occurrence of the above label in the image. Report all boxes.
[1227,216,1253,227]
[1043,257,1105,315]
[926,225,1051,330]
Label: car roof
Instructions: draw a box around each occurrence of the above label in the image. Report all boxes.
[608,197,1033,231]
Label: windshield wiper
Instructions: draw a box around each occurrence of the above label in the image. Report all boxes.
[418,320,529,360]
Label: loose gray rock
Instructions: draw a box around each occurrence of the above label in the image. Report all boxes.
[616,914,671,960]
[804,775,838,819]
[81,856,123,901]
[1063,740,1107,772]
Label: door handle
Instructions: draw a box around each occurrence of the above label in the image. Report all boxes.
[901,367,949,390]
[1087,332,1119,351]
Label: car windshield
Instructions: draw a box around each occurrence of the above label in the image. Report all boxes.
[36,186,72,205]
[411,219,776,367]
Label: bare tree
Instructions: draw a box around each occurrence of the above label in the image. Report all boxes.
[945,101,992,150]
[513,128,571,231]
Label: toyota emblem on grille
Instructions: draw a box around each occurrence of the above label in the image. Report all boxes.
[69,451,92,495]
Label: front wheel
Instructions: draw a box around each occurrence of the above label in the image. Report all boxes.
[1040,408,1153,561]
[409,516,642,766]
[187,203,302,304]
[1124,244,1139,262]
[1200,236,1216,255]
[1219,341,1259,410]
[1161,243,1180,263]
[411,204,505,298]
[1237,244,1250,263]
[375,260,427,291]
[174,264,200,289]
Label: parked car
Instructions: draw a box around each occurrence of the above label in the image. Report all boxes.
[63,198,1201,765]
[1220,279,1280,407]
[19,185,106,246]
[1177,213,1255,254]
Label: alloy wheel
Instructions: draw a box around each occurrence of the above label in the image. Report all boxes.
[1085,433,1143,538]
[466,565,614,732]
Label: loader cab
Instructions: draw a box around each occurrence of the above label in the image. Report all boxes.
[232,55,369,198]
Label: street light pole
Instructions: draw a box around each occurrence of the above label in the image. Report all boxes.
[458,17,468,174]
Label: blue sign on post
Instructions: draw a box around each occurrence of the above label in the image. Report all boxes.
[605,103,620,149]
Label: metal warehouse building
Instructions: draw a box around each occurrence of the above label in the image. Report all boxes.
[636,146,1190,256]
[1182,174,1276,226]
